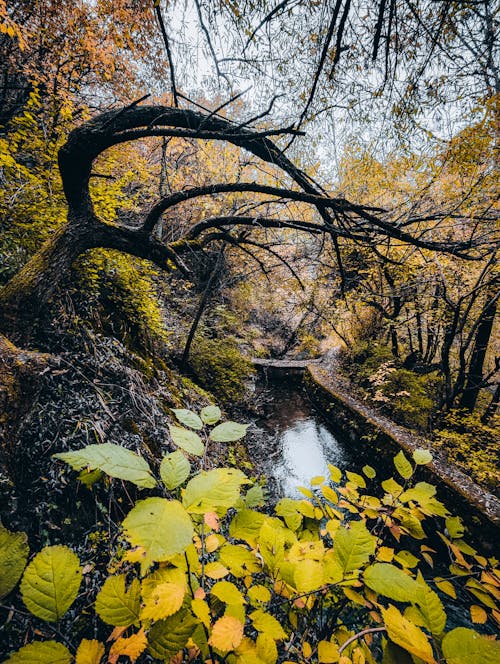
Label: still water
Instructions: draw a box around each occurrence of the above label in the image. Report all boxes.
[256,379,367,497]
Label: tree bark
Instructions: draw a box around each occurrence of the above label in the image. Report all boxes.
[0,221,97,342]
[458,289,498,411]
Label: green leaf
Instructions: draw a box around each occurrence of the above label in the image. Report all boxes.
[169,425,205,457]
[122,498,193,563]
[413,448,432,465]
[20,545,82,622]
[210,421,249,442]
[333,520,376,574]
[244,484,266,508]
[5,641,72,663]
[415,583,446,636]
[182,468,249,515]
[382,604,435,663]
[382,641,413,664]
[442,627,500,663]
[400,481,436,504]
[394,451,413,479]
[211,580,246,604]
[275,498,303,531]
[364,563,420,602]
[53,443,156,489]
[0,524,29,599]
[445,516,465,539]
[77,468,103,488]
[94,574,141,626]
[172,409,203,430]
[200,405,222,425]
[219,545,260,578]
[147,610,198,660]
[362,465,376,478]
[160,451,191,490]
[229,509,266,547]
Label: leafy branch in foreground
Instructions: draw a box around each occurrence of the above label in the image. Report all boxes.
[1,406,498,662]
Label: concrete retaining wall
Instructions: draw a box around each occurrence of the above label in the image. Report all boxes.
[304,364,499,546]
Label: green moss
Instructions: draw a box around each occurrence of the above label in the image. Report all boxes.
[189,336,255,403]
[74,249,169,356]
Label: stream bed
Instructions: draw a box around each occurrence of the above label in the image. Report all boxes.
[254,377,380,496]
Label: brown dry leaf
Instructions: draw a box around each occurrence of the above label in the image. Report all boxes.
[108,628,147,663]
[204,512,220,531]
[107,626,127,642]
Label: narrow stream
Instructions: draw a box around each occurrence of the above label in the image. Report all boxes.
[252,376,490,632]
[255,377,378,496]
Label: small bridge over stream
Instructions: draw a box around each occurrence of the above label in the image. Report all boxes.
[250,357,322,372]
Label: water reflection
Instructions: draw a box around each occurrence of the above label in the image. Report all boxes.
[257,380,358,497]
[275,419,345,496]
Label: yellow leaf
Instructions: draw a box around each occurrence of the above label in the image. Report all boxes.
[191,598,211,628]
[435,578,457,599]
[211,580,245,604]
[257,633,278,663]
[470,605,487,624]
[352,647,365,664]
[318,640,340,662]
[382,605,435,663]
[141,582,185,621]
[311,475,325,486]
[248,584,271,605]
[75,639,105,664]
[205,534,220,553]
[108,628,147,664]
[377,547,394,562]
[294,559,324,592]
[303,641,312,658]
[205,561,230,579]
[250,610,287,640]
[208,615,244,652]
[123,547,147,564]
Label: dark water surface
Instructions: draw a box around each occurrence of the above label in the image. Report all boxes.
[255,378,377,496]
[252,377,496,632]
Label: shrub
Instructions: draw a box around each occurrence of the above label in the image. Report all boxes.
[189,335,255,403]
[1,408,498,663]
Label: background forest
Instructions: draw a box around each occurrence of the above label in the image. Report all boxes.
[0,1,499,662]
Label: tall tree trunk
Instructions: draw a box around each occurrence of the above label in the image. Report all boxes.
[458,290,498,411]
[181,246,225,367]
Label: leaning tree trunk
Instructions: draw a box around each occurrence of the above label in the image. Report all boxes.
[0,220,99,343]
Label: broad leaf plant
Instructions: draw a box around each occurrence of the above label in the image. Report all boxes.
[1,406,498,663]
